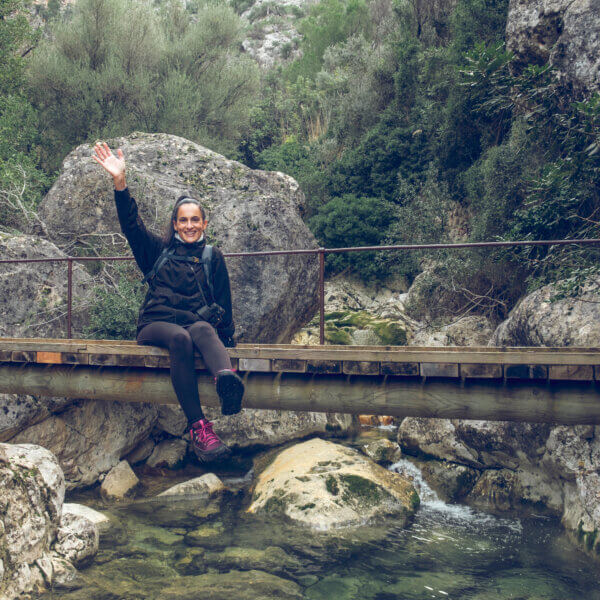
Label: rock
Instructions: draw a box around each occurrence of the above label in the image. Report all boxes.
[53,511,99,566]
[0,443,68,599]
[247,438,419,530]
[0,394,76,443]
[48,553,80,591]
[158,473,225,497]
[12,399,157,489]
[491,277,600,346]
[506,0,600,96]
[184,522,231,549]
[146,438,188,469]
[62,504,111,533]
[161,569,303,600]
[203,546,301,578]
[241,0,309,69]
[38,132,319,343]
[100,460,139,501]
[123,437,155,465]
[292,275,416,346]
[203,407,356,449]
[398,417,482,467]
[0,233,92,338]
[411,315,494,347]
[156,405,188,436]
[418,460,480,503]
[361,439,402,465]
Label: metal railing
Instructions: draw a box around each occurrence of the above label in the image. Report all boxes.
[2,237,600,343]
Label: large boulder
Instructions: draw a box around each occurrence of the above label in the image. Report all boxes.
[0,233,92,338]
[203,406,356,449]
[37,132,319,343]
[506,0,600,96]
[0,443,80,599]
[247,438,419,529]
[491,277,600,346]
[11,400,157,489]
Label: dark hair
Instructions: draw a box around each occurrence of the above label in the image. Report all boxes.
[162,193,207,245]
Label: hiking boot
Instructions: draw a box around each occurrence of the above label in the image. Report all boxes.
[189,419,231,462]
[215,369,244,416]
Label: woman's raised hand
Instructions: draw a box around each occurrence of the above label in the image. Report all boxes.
[92,142,126,190]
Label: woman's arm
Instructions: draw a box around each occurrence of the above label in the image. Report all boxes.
[93,142,162,273]
[212,248,235,345]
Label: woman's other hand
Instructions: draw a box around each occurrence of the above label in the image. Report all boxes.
[93,142,127,191]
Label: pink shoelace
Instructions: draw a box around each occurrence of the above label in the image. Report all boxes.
[190,419,221,450]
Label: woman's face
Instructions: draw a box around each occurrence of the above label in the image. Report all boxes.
[173,203,207,244]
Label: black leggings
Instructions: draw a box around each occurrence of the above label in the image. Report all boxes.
[137,320,232,425]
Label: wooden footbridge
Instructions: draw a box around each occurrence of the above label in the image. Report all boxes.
[1,338,600,424]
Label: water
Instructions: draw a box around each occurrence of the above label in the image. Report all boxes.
[41,452,600,600]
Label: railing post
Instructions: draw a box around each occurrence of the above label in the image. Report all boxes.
[67,258,73,339]
[318,248,325,345]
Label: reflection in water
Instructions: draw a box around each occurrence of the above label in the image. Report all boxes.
[41,457,600,600]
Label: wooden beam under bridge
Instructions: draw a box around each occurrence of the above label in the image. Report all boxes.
[1,362,600,425]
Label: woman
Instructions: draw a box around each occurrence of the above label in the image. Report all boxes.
[93,141,244,462]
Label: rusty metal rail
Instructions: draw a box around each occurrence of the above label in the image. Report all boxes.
[1,238,600,341]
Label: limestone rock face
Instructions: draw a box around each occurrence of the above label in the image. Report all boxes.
[38,132,319,343]
[11,400,157,489]
[491,277,600,346]
[241,0,313,69]
[247,438,419,529]
[0,443,81,599]
[100,460,139,501]
[0,234,92,338]
[62,503,111,532]
[506,0,600,96]
[204,407,356,449]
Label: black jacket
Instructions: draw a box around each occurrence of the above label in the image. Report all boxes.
[114,188,235,344]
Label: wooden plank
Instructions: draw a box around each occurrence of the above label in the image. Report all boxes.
[381,362,419,376]
[343,361,379,375]
[505,365,548,380]
[0,350,13,362]
[88,354,119,367]
[549,365,594,381]
[144,355,170,369]
[420,363,459,378]
[113,354,147,368]
[239,358,271,372]
[36,351,63,364]
[11,351,36,363]
[461,363,503,379]
[272,359,307,373]
[61,352,89,365]
[307,360,342,374]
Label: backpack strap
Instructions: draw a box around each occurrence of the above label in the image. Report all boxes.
[201,245,214,299]
[141,246,175,285]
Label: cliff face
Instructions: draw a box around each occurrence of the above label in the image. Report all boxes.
[506,0,600,96]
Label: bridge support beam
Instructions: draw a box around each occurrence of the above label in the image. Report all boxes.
[1,363,600,424]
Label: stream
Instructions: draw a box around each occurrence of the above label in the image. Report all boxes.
[40,431,600,600]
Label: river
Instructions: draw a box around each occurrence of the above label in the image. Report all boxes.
[40,431,600,600]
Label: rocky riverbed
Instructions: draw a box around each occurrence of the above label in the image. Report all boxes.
[17,428,600,600]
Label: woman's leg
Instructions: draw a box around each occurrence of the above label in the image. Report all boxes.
[137,321,205,425]
[186,320,232,375]
[187,321,243,416]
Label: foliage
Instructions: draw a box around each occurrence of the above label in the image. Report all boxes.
[309,194,396,280]
[27,0,260,171]
[85,261,146,340]
[0,0,50,231]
